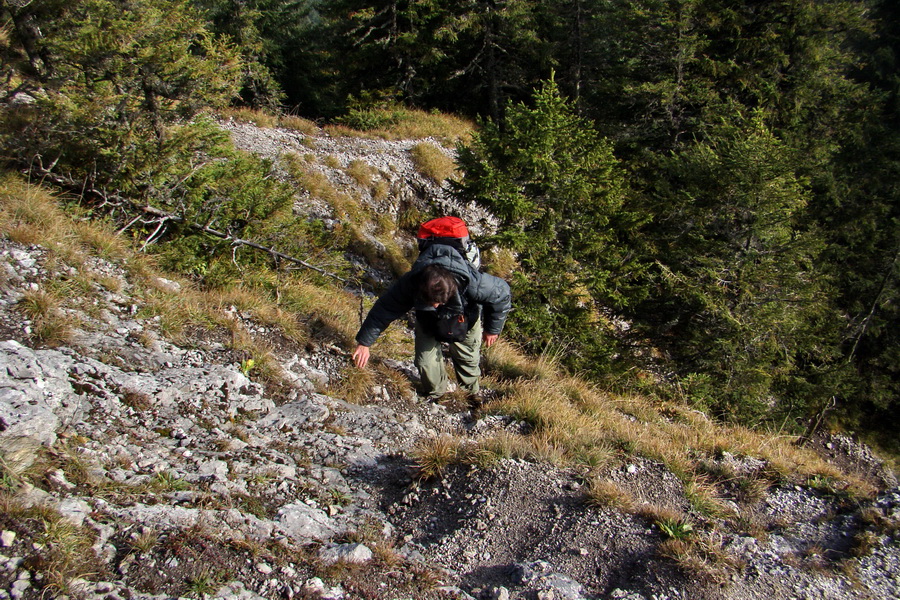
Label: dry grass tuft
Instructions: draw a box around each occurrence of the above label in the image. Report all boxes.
[850,530,880,558]
[237,341,284,384]
[74,220,128,260]
[210,285,306,343]
[859,506,900,535]
[490,384,553,432]
[685,476,734,519]
[0,176,68,241]
[128,527,159,554]
[635,504,688,531]
[412,434,464,480]
[18,288,75,346]
[658,532,741,584]
[368,215,414,275]
[410,142,457,182]
[467,431,533,467]
[0,492,102,598]
[525,431,569,465]
[286,162,339,201]
[327,366,377,405]
[325,108,474,146]
[278,114,320,135]
[139,289,197,344]
[279,276,366,345]
[347,160,376,187]
[292,165,368,225]
[220,107,278,128]
[372,540,403,567]
[586,478,636,511]
[374,363,416,400]
[484,340,558,381]
[372,179,391,201]
[736,475,771,504]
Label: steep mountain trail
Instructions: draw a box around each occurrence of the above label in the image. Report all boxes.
[0,120,898,600]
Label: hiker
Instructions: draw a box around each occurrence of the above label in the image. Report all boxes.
[352,219,511,401]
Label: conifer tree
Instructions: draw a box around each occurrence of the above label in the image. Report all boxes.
[1,0,242,191]
[811,0,900,446]
[455,78,645,369]
[637,114,843,422]
[585,0,717,152]
[191,0,291,109]
[0,0,293,266]
[319,0,547,117]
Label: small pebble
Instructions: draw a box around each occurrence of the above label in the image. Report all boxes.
[0,531,15,548]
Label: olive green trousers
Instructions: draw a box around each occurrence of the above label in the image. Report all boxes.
[414,318,482,398]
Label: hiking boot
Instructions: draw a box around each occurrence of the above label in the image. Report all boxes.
[466,392,484,411]
[422,392,444,403]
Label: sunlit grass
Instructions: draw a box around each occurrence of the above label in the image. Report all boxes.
[18,288,76,346]
[479,338,877,503]
[326,365,377,404]
[467,431,534,468]
[657,531,742,584]
[74,219,129,260]
[483,340,560,381]
[278,275,367,345]
[347,159,376,187]
[207,284,306,343]
[219,106,279,128]
[410,142,457,182]
[585,478,636,511]
[413,434,464,480]
[0,175,70,243]
[324,107,474,146]
[278,114,319,135]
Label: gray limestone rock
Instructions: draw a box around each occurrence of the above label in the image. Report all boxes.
[301,577,345,600]
[108,504,275,540]
[535,573,588,600]
[318,542,374,565]
[276,502,340,542]
[0,340,83,468]
[57,498,93,527]
[210,581,268,600]
[256,396,330,431]
[512,560,555,585]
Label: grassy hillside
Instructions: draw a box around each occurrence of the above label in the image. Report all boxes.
[1,153,889,590]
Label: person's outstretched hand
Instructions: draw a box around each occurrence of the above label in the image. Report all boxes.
[353,345,370,368]
[483,334,499,348]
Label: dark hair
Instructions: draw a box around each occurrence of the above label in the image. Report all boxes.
[419,264,458,305]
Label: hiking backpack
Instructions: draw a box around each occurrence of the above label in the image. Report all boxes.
[416,216,481,270]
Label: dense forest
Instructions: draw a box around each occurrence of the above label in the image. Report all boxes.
[1,0,897,453]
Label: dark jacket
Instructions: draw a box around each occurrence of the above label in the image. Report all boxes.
[355,244,512,347]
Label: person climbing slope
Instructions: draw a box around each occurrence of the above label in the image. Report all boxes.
[352,217,511,401]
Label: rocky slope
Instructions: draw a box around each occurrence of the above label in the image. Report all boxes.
[0,121,898,600]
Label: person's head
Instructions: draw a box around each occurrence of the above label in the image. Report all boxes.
[419,264,458,306]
